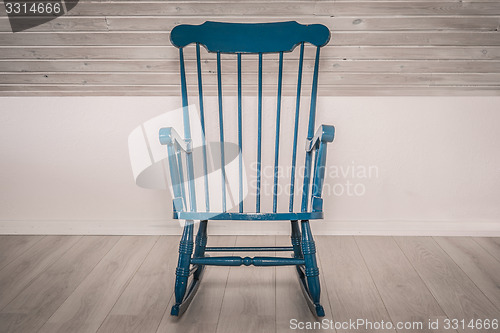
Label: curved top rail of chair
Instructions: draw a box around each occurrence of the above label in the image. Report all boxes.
[170,21,331,53]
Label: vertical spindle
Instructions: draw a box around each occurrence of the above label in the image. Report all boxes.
[289,43,304,212]
[301,47,321,212]
[237,53,243,213]
[196,43,210,212]
[217,52,226,212]
[256,53,263,213]
[272,51,284,213]
[179,47,196,212]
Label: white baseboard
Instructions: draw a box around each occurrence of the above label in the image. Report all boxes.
[0,219,499,236]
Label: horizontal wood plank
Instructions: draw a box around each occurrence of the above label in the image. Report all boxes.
[2,72,500,86]
[3,59,500,73]
[0,17,108,32]
[0,58,495,73]
[2,85,500,96]
[20,2,500,17]
[2,32,500,46]
[2,16,500,32]
[2,46,500,61]
[333,1,500,16]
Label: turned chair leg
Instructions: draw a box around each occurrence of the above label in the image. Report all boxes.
[291,220,302,259]
[193,220,208,280]
[171,220,194,316]
[301,219,325,317]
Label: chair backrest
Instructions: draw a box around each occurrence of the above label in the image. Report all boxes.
[170,21,330,215]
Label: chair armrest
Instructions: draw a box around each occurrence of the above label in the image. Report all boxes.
[159,127,190,212]
[159,127,192,152]
[305,124,335,212]
[305,124,335,152]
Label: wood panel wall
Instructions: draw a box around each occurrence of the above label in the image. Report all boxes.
[1,0,500,96]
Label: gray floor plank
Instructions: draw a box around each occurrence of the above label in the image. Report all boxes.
[276,235,334,333]
[38,236,158,333]
[317,236,395,333]
[0,235,44,271]
[356,236,450,333]
[472,237,500,262]
[434,237,500,311]
[395,237,500,333]
[0,235,82,310]
[215,236,276,333]
[97,236,178,333]
[157,235,237,333]
[0,236,119,333]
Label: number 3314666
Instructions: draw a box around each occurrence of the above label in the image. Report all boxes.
[5,2,62,15]
[443,319,498,330]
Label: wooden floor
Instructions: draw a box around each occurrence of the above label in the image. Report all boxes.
[0,235,499,333]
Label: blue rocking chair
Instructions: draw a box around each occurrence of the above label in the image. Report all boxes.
[160,21,334,317]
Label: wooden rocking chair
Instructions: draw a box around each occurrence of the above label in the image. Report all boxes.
[160,21,334,317]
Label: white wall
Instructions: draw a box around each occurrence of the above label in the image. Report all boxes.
[1,96,499,235]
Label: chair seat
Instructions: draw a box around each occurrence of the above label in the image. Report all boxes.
[173,211,323,221]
